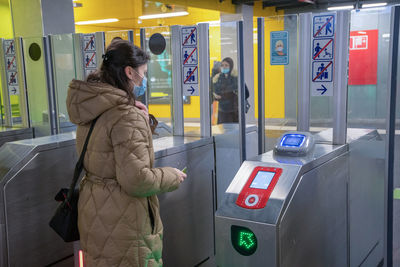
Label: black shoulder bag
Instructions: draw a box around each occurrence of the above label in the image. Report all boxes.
[49,117,98,242]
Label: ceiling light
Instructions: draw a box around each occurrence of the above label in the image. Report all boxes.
[139,11,189,20]
[362,2,387,8]
[75,18,119,25]
[327,5,354,10]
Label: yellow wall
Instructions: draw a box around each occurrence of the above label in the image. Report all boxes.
[74,1,221,119]
[253,3,285,119]
[0,0,13,38]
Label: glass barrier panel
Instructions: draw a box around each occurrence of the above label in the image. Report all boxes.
[22,37,51,136]
[262,15,298,151]
[348,7,392,131]
[143,27,173,134]
[50,33,77,133]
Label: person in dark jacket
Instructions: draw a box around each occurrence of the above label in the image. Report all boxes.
[212,57,239,123]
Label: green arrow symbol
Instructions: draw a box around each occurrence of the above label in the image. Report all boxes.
[239,232,255,249]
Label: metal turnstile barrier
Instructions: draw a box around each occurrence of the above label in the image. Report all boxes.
[216,129,385,267]
[0,133,215,267]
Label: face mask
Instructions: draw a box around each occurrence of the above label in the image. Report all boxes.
[276,47,283,52]
[221,67,230,74]
[133,76,147,97]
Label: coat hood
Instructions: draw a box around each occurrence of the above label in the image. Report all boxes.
[67,79,131,125]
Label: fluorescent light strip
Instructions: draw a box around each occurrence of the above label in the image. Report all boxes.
[363,2,387,8]
[75,18,119,25]
[327,5,354,10]
[139,11,188,20]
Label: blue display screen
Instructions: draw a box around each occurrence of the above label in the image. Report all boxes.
[280,134,305,147]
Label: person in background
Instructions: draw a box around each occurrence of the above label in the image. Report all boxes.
[66,40,186,267]
[212,57,250,123]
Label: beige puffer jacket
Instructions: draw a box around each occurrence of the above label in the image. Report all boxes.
[66,79,180,267]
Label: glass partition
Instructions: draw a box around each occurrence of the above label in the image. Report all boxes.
[260,15,298,151]
[142,27,173,133]
[22,37,50,136]
[210,21,240,132]
[50,33,77,133]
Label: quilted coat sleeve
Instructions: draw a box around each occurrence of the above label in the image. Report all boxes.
[111,111,181,197]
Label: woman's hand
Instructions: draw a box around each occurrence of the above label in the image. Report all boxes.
[135,101,149,118]
[173,168,187,183]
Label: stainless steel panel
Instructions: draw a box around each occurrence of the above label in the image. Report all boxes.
[215,216,277,267]
[4,148,76,266]
[0,127,33,147]
[156,142,215,267]
[348,139,385,266]
[279,154,348,267]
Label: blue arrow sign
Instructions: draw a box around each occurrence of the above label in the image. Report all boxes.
[317,84,327,95]
[187,86,195,95]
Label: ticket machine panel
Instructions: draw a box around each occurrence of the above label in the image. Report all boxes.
[236,167,283,209]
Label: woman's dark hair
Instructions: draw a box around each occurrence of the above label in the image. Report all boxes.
[222,57,234,73]
[87,40,150,101]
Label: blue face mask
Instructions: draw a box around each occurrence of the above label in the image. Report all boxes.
[133,76,147,97]
[221,67,230,74]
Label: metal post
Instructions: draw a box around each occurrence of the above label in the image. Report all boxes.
[198,23,211,137]
[43,36,58,134]
[237,21,246,163]
[128,30,134,45]
[16,37,30,128]
[332,10,350,145]
[257,17,265,155]
[298,13,312,132]
[171,25,184,136]
[73,34,84,81]
[385,5,400,267]
[0,38,13,126]
[140,28,149,107]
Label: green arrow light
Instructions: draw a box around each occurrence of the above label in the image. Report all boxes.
[239,232,256,249]
[231,225,258,256]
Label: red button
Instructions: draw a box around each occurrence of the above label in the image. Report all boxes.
[248,197,256,203]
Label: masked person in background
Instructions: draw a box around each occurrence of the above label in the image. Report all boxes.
[66,40,186,267]
[212,57,250,123]
[212,57,238,123]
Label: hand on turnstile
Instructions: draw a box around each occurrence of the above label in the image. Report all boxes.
[174,168,187,183]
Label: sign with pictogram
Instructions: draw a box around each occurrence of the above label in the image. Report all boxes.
[82,34,97,78]
[2,39,20,95]
[182,47,197,65]
[182,27,197,46]
[312,38,334,60]
[270,31,289,65]
[311,13,335,96]
[181,26,199,96]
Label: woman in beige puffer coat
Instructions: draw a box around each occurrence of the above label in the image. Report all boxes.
[66,40,186,267]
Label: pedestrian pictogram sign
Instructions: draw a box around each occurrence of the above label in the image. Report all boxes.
[83,34,96,52]
[181,26,199,96]
[182,27,197,46]
[312,38,333,60]
[6,56,17,70]
[2,39,20,95]
[311,13,335,96]
[4,40,15,56]
[82,34,97,78]
[182,47,197,65]
[313,15,334,38]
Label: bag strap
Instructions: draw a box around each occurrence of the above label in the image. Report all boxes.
[66,117,99,201]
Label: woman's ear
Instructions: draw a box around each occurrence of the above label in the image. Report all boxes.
[124,66,134,80]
